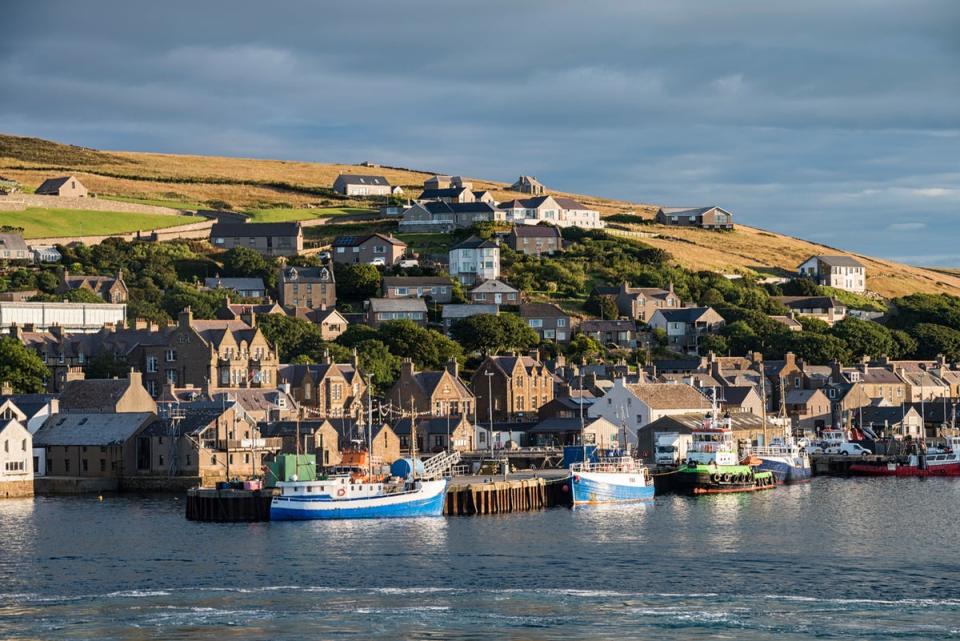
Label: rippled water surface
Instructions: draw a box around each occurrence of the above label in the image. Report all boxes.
[2,478,959,640]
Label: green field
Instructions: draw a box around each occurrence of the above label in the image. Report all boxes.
[395,232,453,254]
[0,207,206,239]
[247,207,373,222]
[100,195,205,211]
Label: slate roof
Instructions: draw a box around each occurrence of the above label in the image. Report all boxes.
[624,383,711,410]
[33,412,157,446]
[652,307,718,323]
[720,386,759,407]
[332,233,406,247]
[442,304,498,319]
[784,389,825,404]
[34,176,73,194]
[813,255,866,269]
[518,303,568,318]
[639,412,764,435]
[210,222,302,237]
[280,265,334,283]
[858,406,917,426]
[0,233,29,253]
[204,277,266,291]
[580,319,637,333]
[470,280,518,294]
[0,393,56,419]
[368,298,427,313]
[383,276,452,287]
[59,378,135,412]
[510,225,561,238]
[659,206,715,217]
[418,187,471,200]
[336,174,390,186]
[451,235,498,250]
[552,197,592,211]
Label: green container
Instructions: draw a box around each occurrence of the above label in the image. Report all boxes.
[263,454,317,487]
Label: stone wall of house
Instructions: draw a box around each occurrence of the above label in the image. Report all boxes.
[0,479,34,498]
[0,194,186,215]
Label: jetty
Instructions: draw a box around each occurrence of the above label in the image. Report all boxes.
[443,471,570,515]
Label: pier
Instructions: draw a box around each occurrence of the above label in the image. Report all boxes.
[443,471,571,515]
[810,453,889,476]
[185,487,277,522]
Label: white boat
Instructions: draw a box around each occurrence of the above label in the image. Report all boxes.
[569,455,654,505]
[270,474,447,520]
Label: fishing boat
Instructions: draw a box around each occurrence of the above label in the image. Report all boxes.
[569,454,655,505]
[673,410,776,495]
[753,418,811,484]
[269,474,448,520]
[848,437,960,478]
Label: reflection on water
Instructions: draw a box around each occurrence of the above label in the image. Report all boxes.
[1,480,960,640]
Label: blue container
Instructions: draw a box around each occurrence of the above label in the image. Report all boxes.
[563,445,598,469]
[390,457,426,479]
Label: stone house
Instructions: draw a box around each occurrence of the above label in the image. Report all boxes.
[388,359,474,419]
[655,206,734,230]
[332,233,407,266]
[588,380,711,445]
[143,400,272,482]
[469,280,520,306]
[382,276,453,304]
[784,388,832,432]
[34,412,161,480]
[648,307,725,353]
[58,269,129,303]
[211,387,298,424]
[449,235,500,285]
[209,222,304,257]
[579,319,638,349]
[0,391,58,476]
[0,233,31,261]
[313,307,349,341]
[59,371,158,414]
[506,225,563,255]
[279,358,366,419]
[896,368,950,403]
[423,175,472,191]
[797,255,867,293]
[259,419,342,468]
[278,264,336,309]
[365,297,427,328]
[471,354,555,423]
[35,175,88,197]
[720,385,765,416]
[601,282,681,323]
[510,175,546,195]
[519,303,574,343]
[332,174,394,197]
[0,418,33,497]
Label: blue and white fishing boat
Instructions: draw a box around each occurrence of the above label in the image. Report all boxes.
[569,454,655,505]
[269,475,448,520]
[753,416,811,485]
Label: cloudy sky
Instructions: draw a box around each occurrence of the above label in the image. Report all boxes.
[3,1,959,264]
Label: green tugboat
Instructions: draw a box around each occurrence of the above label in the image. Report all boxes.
[673,407,776,496]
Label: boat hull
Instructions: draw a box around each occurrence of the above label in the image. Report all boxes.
[848,461,960,478]
[270,480,447,520]
[758,455,812,485]
[674,465,776,495]
[570,470,655,505]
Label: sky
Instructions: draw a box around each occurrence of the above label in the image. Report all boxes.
[2,1,959,264]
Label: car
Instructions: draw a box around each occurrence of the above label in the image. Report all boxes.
[369,257,386,266]
[318,251,331,261]
[399,259,419,268]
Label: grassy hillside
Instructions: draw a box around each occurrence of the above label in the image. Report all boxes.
[0,207,205,239]
[1,132,957,298]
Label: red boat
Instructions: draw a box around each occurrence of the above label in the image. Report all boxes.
[849,438,960,477]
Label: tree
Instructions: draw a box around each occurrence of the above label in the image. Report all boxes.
[584,291,619,319]
[378,320,462,369]
[786,332,851,364]
[890,293,960,332]
[336,324,379,348]
[355,340,402,393]
[337,263,381,300]
[0,337,48,392]
[84,351,130,379]
[781,277,823,297]
[162,283,228,320]
[564,333,603,363]
[720,320,761,355]
[909,323,960,360]
[449,314,539,356]
[830,317,896,360]
[221,246,269,278]
[35,271,60,294]
[890,329,918,359]
[699,334,729,356]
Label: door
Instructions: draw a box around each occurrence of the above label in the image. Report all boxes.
[495,293,502,304]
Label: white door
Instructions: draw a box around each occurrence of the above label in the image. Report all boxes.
[495,293,502,304]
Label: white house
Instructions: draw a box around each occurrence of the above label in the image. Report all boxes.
[0,393,59,476]
[588,379,711,445]
[0,418,34,497]
[448,235,500,286]
[797,255,866,293]
[0,301,126,333]
[495,196,604,230]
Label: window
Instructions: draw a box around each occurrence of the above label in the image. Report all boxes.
[82,459,89,472]
[528,319,543,328]
[557,318,566,328]
[556,332,566,341]
[165,349,177,362]
[64,459,70,472]
[166,369,178,385]
[336,247,345,253]
[158,455,164,466]
[147,357,158,373]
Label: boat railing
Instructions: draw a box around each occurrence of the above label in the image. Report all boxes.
[570,458,642,474]
[751,445,800,456]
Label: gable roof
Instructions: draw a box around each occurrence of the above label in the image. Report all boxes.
[659,206,717,217]
[204,277,266,291]
[553,197,592,211]
[418,187,471,200]
[35,176,77,194]
[0,233,28,252]
[59,378,135,412]
[368,297,427,313]
[811,255,866,269]
[34,412,157,446]
[280,265,335,283]
[210,222,302,237]
[519,302,568,318]
[510,225,561,238]
[580,319,637,333]
[451,235,498,250]
[442,304,498,319]
[652,307,720,323]
[470,279,518,294]
[623,383,711,410]
[332,233,406,248]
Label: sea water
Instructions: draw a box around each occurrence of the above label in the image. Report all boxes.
[1,477,959,640]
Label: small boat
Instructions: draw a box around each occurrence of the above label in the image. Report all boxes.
[569,454,655,505]
[848,437,960,478]
[754,434,812,485]
[269,474,447,520]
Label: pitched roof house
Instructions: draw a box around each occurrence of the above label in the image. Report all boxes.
[449,235,500,285]
[655,206,733,230]
[35,175,88,197]
[209,222,303,257]
[506,225,563,255]
[519,303,575,343]
[332,174,394,197]
[365,297,427,327]
[58,269,128,303]
[399,201,495,232]
[588,380,711,444]
[0,233,31,261]
[388,359,474,418]
[648,307,725,352]
[332,233,407,266]
[469,279,520,305]
[797,255,867,293]
[471,353,555,422]
[510,175,546,195]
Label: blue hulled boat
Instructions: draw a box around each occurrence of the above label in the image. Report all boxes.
[569,455,655,505]
[270,475,447,520]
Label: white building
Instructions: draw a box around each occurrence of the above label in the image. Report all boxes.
[0,417,33,496]
[495,196,604,230]
[32,246,62,264]
[588,379,711,446]
[797,255,866,293]
[0,394,58,477]
[448,235,500,286]
[0,301,126,333]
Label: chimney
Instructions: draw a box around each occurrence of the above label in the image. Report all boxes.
[784,351,796,370]
[128,368,143,388]
[937,353,947,370]
[352,347,359,368]
[831,359,842,383]
[8,324,22,340]
[401,358,415,379]
[49,324,63,340]
[446,357,459,378]
[0,381,12,395]
[710,358,722,380]
[668,281,675,294]
[179,307,193,328]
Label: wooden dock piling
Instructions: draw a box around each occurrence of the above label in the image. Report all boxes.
[443,476,571,515]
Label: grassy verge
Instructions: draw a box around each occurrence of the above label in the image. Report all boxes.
[304,220,398,244]
[0,207,205,239]
[822,287,888,312]
[247,207,374,222]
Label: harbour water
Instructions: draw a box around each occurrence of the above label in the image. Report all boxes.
[2,478,959,640]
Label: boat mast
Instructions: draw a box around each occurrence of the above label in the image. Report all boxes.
[579,367,586,465]
[367,372,374,479]
[409,394,418,480]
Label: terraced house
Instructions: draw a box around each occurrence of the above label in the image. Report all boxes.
[278,264,336,309]
[388,359,475,418]
[58,269,128,303]
[332,233,407,266]
[279,357,366,419]
[209,222,303,257]
[382,276,453,304]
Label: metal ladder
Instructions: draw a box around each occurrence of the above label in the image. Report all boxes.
[422,450,462,479]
